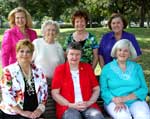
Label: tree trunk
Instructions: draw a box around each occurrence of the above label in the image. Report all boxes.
[147,18,150,28]
[139,0,146,27]
[18,0,27,8]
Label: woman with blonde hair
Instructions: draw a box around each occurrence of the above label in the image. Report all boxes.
[1,7,37,68]
[0,39,48,119]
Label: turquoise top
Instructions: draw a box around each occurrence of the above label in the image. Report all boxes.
[100,59,148,106]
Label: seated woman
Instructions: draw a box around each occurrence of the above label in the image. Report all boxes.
[0,39,48,119]
[51,42,105,119]
[100,39,150,119]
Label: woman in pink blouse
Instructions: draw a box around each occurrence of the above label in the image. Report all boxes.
[1,7,37,68]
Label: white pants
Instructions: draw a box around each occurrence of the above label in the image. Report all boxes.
[105,101,150,119]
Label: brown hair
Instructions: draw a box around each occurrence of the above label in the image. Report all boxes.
[71,10,89,26]
[108,13,128,30]
[16,39,34,54]
[8,7,33,28]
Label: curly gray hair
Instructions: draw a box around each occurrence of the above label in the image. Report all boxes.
[111,39,137,59]
[41,20,60,36]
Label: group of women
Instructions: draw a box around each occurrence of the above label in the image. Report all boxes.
[0,6,149,119]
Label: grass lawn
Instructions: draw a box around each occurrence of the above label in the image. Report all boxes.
[0,27,150,88]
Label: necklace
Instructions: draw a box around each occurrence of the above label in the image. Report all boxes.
[22,66,31,80]
[19,64,35,96]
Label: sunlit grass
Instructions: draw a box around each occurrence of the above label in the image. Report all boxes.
[0,28,150,88]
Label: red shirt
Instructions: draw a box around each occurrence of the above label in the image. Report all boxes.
[51,62,101,119]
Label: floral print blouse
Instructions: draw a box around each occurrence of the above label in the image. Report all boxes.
[0,62,48,115]
[63,32,99,64]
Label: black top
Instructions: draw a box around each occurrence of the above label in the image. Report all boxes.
[23,77,38,111]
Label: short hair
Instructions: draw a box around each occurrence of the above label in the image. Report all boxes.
[108,13,128,30]
[71,10,89,26]
[66,42,82,54]
[16,39,34,54]
[111,39,137,59]
[8,7,33,28]
[41,20,60,36]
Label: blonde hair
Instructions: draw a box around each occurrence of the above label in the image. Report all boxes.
[16,39,34,54]
[111,39,137,59]
[8,7,33,28]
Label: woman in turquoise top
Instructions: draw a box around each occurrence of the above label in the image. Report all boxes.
[100,39,150,119]
[63,10,99,69]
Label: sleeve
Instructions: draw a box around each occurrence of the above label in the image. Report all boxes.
[133,64,148,100]
[86,64,99,88]
[0,68,18,107]
[98,34,105,55]
[90,34,99,49]
[32,30,38,40]
[39,69,48,105]
[57,43,65,64]
[29,29,38,41]
[51,66,63,89]
[63,34,72,51]
[1,30,12,68]
[32,40,38,62]
[129,34,142,56]
[100,66,114,104]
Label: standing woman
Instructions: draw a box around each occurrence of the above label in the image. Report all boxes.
[1,7,37,68]
[32,20,65,84]
[32,20,65,119]
[0,39,48,119]
[63,10,99,69]
[98,13,142,68]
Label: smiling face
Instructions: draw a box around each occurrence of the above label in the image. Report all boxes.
[44,24,57,41]
[67,49,81,66]
[111,17,124,33]
[74,17,86,32]
[116,47,130,62]
[15,11,26,28]
[16,46,32,64]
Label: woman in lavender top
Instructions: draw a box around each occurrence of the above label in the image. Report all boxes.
[98,13,141,68]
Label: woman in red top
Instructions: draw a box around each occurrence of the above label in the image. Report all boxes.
[51,42,105,119]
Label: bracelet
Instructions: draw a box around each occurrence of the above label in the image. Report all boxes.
[37,104,45,113]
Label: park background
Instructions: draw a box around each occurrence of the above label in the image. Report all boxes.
[0,0,150,91]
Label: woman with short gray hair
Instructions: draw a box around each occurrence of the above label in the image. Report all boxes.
[32,20,65,118]
[32,20,65,83]
[100,39,150,119]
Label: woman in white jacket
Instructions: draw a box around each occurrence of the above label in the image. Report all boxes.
[0,39,48,119]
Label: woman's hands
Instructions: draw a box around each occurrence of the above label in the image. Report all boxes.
[112,94,136,112]
[68,101,90,111]
[18,108,43,119]
[30,108,43,119]
[112,97,127,112]
[114,103,126,112]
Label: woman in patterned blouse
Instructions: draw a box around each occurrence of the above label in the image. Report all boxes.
[0,39,48,119]
[63,10,99,70]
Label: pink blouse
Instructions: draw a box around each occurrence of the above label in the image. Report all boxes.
[1,26,37,68]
